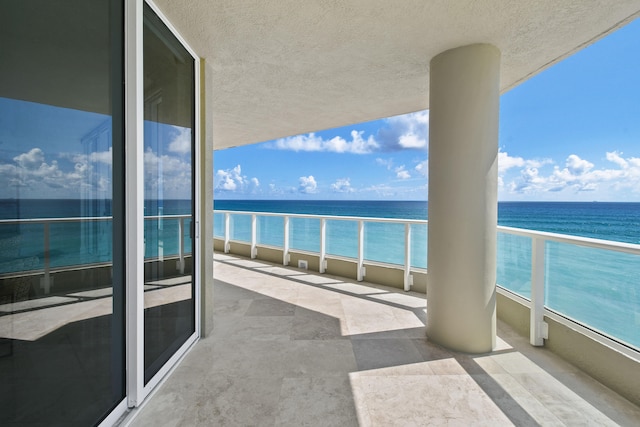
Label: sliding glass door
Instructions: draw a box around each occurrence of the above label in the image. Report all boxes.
[0,1,125,425]
[0,1,199,424]
[142,3,196,384]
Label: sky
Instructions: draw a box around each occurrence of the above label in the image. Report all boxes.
[0,97,192,200]
[214,17,640,202]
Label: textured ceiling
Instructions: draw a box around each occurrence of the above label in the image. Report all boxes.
[152,0,640,149]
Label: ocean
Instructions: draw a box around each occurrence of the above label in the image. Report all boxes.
[1,199,639,349]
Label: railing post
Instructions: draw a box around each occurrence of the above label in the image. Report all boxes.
[530,236,548,346]
[357,220,365,281]
[41,221,51,294]
[224,212,230,253]
[251,214,257,259]
[404,223,412,291]
[283,215,290,266]
[177,217,185,274]
[319,218,326,273]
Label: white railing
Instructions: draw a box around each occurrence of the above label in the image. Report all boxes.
[496,225,640,357]
[214,209,640,356]
[0,214,192,292]
[216,210,427,291]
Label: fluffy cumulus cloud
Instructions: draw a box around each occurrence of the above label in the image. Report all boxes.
[267,110,429,154]
[0,147,114,198]
[215,164,260,194]
[395,166,410,180]
[168,126,192,154]
[498,150,551,174]
[330,178,353,193]
[298,175,317,193]
[502,150,640,198]
[378,111,429,150]
[144,148,192,198]
[270,131,378,154]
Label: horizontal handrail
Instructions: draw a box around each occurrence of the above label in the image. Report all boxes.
[214,209,640,255]
[497,225,640,255]
[0,214,191,225]
[214,209,428,225]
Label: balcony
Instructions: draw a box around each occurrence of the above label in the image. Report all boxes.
[127,252,640,425]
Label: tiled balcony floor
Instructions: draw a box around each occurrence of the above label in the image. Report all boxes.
[128,253,640,426]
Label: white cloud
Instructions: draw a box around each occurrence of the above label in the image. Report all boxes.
[270,130,378,154]
[378,110,429,151]
[504,151,640,197]
[395,166,410,180]
[268,110,429,154]
[414,160,428,177]
[298,175,317,193]
[0,147,114,198]
[168,126,192,154]
[144,148,192,197]
[606,151,628,169]
[331,178,353,193]
[14,148,45,170]
[215,164,260,194]
[498,150,551,174]
[69,147,113,166]
[565,154,593,175]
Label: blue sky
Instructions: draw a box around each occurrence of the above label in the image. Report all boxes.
[215,17,640,202]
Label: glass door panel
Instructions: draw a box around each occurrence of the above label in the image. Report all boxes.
[0,0,125,425]
[143,3,196,384]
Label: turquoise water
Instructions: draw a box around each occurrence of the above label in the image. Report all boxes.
[214,200,640,350]
[0,199,192,272]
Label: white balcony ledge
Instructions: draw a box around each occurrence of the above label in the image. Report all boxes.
[125,253,640,426]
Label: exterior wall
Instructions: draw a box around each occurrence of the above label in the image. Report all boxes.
[255,246,283,265]
[325,257,357,280]
[213,238,225,252]
[496,291,530,337]
[226,241,253,259]
[288,251,320,272]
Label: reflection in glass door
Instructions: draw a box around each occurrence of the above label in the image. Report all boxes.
[142,4,196,384]
[0,0,125,425]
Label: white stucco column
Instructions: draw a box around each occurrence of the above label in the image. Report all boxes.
[426,43,500,353]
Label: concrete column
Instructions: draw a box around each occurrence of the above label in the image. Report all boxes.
[426,44,500,353]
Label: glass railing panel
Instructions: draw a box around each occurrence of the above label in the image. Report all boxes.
[326,219,357,258]
[545,241,640,349]
[0,223,44,274]
[52,220,113,268]
[229,214,251,243]
[497,232,532,298]
[364,222,404,266]
[183,218,193,255]
[213,212,225,238]
[410,223,428,269]
[257,215,283,247]
[289,217,320,252]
